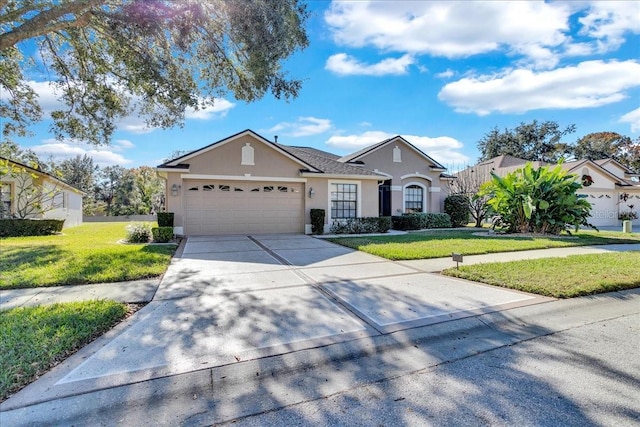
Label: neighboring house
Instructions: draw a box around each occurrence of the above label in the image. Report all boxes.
[0,157,84,228]
[457,155,640,227]
[157,130,452,236]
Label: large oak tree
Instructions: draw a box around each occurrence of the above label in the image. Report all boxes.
[1,0,309,145]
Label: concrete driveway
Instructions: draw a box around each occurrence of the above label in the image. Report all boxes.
[12,235,550,402]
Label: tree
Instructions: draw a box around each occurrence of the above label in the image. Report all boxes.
[1,1,309,145]
[131,166,164,214]
[448,167,491,228]
[574,132,640,172]
[478,120,576,163]
[479,162,595,235]
[57,154,97,194]
[94,165,124,215]
[0,141,41,165]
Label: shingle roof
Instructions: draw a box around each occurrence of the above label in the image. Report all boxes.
[338,138,392,163]
[276,144,383,176]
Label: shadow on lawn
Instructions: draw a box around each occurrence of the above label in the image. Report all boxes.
[0,245,67,288]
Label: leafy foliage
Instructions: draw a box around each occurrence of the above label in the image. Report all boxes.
[448,166,490,227]
[480,162,596,235]
[156,212,174,227]
[574,132,640,172]
[478,120,575,163]
[125,222,151,243]
[0,218,64,237]
[391,213,452,231]
[310,208,325,235]
[444,194,470,227]
[1,0,309,145]
[329,217,391,234]
[151,226,173,243]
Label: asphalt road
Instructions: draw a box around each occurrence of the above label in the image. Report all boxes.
[221,313,640,427]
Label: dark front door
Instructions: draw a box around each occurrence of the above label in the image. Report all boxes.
[379,180,391,216]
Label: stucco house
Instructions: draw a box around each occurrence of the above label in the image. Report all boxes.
[459,155,640,227]
[157,130,452,236]
[0,157,84,228]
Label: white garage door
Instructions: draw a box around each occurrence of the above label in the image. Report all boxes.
[184,181,304,235]
[581,192,617,226]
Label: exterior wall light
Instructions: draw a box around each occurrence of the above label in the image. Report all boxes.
[171,184,181,196]
[308,187,315,198]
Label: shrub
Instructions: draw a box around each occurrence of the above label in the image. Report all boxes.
[125,223,151,243]
[152,226,174,243]
[329,217,391,234]
[391,213,452,231]
[479,162,596,234]
[310,209,325,235]
[0,219,65,237]
[444,194,470,227]
[157,212,174,227]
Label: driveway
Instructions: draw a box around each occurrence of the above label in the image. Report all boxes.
[10,235,550,402]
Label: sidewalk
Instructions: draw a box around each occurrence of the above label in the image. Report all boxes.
[1,243,639,309]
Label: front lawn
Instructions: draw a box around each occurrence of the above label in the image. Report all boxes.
[0,300,130,401]
[0,222,176,289]
[443,251,640,298]
[328,229,640,260]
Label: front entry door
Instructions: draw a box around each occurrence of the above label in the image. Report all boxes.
[379,180,391,216]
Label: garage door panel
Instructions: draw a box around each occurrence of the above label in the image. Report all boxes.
[184,180,303,235]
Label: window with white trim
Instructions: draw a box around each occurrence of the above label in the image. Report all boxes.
[331,183,357,219]
[404,185,423,213]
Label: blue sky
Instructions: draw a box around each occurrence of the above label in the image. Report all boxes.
[11,1,640,170]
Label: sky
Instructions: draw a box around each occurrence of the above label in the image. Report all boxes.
[9,0,640,171]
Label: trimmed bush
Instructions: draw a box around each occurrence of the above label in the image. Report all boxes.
[157,212,174,227]
[310,209,325,235]
[444,194,470,227]
[391,213,452,231]
[125,223,151,243]
[329,217,392,234]
[0,219,65,237]
[152,226,174,243]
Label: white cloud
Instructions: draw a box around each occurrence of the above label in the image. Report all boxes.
[325,1,571,68]
[185,98,235,120]
[266,117,332,137]
[436,69,455,79]
[620,107,640,133]
[325,1,640,69]
[27,81,65,113]
[32,139,133,167]
[438,60,640,115]
[114,139,135,149]
[326,131,469,165]
[325,53,414,76]
[578,1,640,53]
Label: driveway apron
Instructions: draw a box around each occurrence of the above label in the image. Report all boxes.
[33,235,550,396]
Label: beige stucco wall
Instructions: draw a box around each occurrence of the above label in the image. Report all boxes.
[353,140,445,214]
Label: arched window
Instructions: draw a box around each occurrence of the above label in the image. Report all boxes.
[404,184,424,213]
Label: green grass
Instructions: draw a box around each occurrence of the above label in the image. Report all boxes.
[328,229,640,260]
[443,251,640,298]
[0,222,176,289]
[0,300,129,401]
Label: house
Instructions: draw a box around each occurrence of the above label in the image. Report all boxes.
[0,157,84,227]
[457,155,640,227]
[157,130,452,236]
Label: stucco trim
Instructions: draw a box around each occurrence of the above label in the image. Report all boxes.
[180,174,307,183]
[157,167,190,173]
[373,169,393,178]
[300,172,383,180]
[400,173,433,182]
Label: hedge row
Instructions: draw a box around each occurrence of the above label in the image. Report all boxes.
[329,217,392,234]
[391,213,452,231]
[0,219,65,237]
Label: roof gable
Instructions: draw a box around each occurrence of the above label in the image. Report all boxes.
[159,129,320,172]
[0,156,83,194]
[560,159,624,185]
[340,136,446,170]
